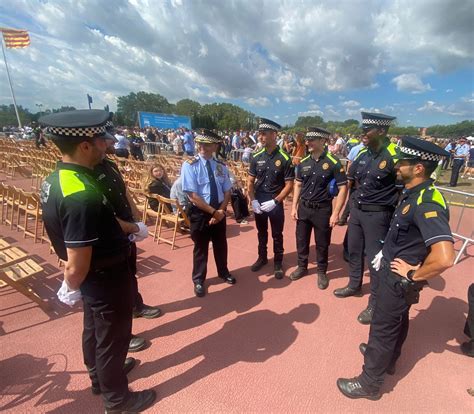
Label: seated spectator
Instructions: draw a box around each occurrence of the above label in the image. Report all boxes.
[143,164,172,211]
[170,175,190,213]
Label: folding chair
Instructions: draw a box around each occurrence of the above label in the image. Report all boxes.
[155,195,188,249]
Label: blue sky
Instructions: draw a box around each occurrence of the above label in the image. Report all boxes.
[1,0,473,127]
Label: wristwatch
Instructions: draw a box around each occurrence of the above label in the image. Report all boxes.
[273,198,280,205]
[407,270,416,281]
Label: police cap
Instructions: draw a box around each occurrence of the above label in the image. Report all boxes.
[195,129,221,144]
[258,117,281,132]
[305,126,331,140]
[398,136,450,162]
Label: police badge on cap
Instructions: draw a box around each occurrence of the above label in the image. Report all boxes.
[195,129,222,144]
[398,136,450,162]
[305,126,331,140]
[39,109,113,140]
[258,117,281,132]
[361,112,396,130]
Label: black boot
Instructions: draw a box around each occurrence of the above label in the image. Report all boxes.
[317,272,329,290]
[274,263,284,279]
[289,267,308,281]
[357,306,375,325]
[251,257,268,272]
[105,389,157,413]
[333,285,362,298]
[336,378,381,400]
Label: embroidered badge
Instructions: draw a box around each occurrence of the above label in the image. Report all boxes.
[402,204,410,215]
[275,159,281,167]
[216,163,223,176]
[322,163,329,170]
[379,160,387,169]
[424,211,438,219]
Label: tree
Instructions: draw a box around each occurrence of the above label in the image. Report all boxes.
[116,91,174,126]
[294,116,324,128]
[0,104,34,128]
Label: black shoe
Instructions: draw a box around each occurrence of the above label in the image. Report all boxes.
[105,389,157,413]
[274,263,284,279]
[289,267,308,281]
[133,304,162,319]
[251,257,268,272]
[357,306,375,325]
[91,358,137,395]
[194,283,205,297]
[218,273,236,284]
[461,341,474,358]
[128,335,146,353]
[336,378,381,400]
[317,272,329,290]
[333,285,362,298]
[359,343,396,375]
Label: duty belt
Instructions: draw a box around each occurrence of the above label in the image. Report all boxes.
[355,203,394,212]
[301,199,332,209]
[90,247,131,271]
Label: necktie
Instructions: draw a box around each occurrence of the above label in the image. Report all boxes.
[206,160,219,208]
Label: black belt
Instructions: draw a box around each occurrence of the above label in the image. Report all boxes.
[301,199,332,209]
[90,248,131,271]
[355,203,394,212]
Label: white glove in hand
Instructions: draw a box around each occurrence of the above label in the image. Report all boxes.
[260,199,277,212]
[251,199,262,214]
[371,250,383,271]
[57,280,81,306]
[132,221,149,242]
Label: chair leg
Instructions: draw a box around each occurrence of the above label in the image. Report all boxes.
[156,216,162,243]
[171,221,178,250]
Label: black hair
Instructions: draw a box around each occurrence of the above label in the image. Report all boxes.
[406,159,437,178]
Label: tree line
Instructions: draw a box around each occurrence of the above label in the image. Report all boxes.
[1,94,473,138]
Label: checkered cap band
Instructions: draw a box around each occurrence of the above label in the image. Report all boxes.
[195,133,220,143]
[306,131,330,139]
[47,125,106,137]
[259,123,279,131]
[105,121,114,128]
[362,118,393,127]
[399,146,442,161]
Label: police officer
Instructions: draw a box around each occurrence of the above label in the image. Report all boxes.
[181,129,235,297]
[94,120,162,353]
[290,127,348,289]
[462,283,474,357]
[449,136,470,187]
[39,110,156,413]
[337,137,454,400]
[334,112,401,325]
[248,118,295,278]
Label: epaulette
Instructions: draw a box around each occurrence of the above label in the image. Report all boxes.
[386,142,400,163]
[186,156,199,165]
[354,148,368,160]
[300,154,311,163]
[252,148,265,158]
[278,148,290,161]
[416,186,447,209]
[326,153,339,165]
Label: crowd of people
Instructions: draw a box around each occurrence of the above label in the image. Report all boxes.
[8,108,471,412]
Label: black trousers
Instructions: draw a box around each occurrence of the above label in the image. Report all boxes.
[340,187,356,222]
[359,266,411,391]
[347,207,392,307]
[231,188,249,222]
[254,197,285,264]
[129,242,144,311]
[465,283,474,340]
[115,148,129,158]
[450,159,464,186]
[296,202,332,272]
[81,261,134,408]
[190,207,229,284]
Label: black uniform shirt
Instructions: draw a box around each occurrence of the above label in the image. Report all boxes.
[382,180,453,265]
[94,158,134,222]
[40,162,129,262]
[296,150,347,203]
[348,141,402,206]
[249,146,295,198]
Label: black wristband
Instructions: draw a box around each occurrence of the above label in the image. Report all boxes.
[407,269,416,281]
[273,198,280,205]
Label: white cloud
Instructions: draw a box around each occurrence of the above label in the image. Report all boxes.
[446,89,453,93]
[298,110,324,117]
[308,103,321,110]
[391,74,433,93]
[342,100,360,107]
[417,97,474,117]
[244,97,271,107]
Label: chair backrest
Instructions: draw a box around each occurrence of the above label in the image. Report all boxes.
[157,195,190,226]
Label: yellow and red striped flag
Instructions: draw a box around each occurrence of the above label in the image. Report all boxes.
[1,28,30,49]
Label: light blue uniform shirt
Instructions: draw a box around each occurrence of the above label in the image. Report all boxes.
[347,143,366,161]
[181,154,232,205]
[454,143,469,159]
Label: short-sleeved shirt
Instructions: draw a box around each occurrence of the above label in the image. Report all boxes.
[348,141,402,207]
[181,154,232,205]
[296,151,347,203]
[40,162,129,262]
[382,180,453,265]
[94,158,134,222]
[454,143,470,159]
[347,143,365,162]
[249,146,295,200]
[183,132,195,153]
[114,134,129,150]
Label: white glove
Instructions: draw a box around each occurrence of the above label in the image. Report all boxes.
[252,199,262,214]
[260,199,277,213]
[57,280,81,306]
[131,221,149,242]
[371,249,383,271]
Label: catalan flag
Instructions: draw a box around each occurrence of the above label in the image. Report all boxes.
[1,28,30,49]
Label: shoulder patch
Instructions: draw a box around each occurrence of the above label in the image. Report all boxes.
[59,170,87,197]
[187,157,199,164]
[416,186,447,209]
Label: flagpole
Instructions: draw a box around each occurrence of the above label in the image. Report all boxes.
[1,35,22,128]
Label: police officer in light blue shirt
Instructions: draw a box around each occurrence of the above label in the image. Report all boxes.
[449,136,470,187]
[181,129,235,297]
